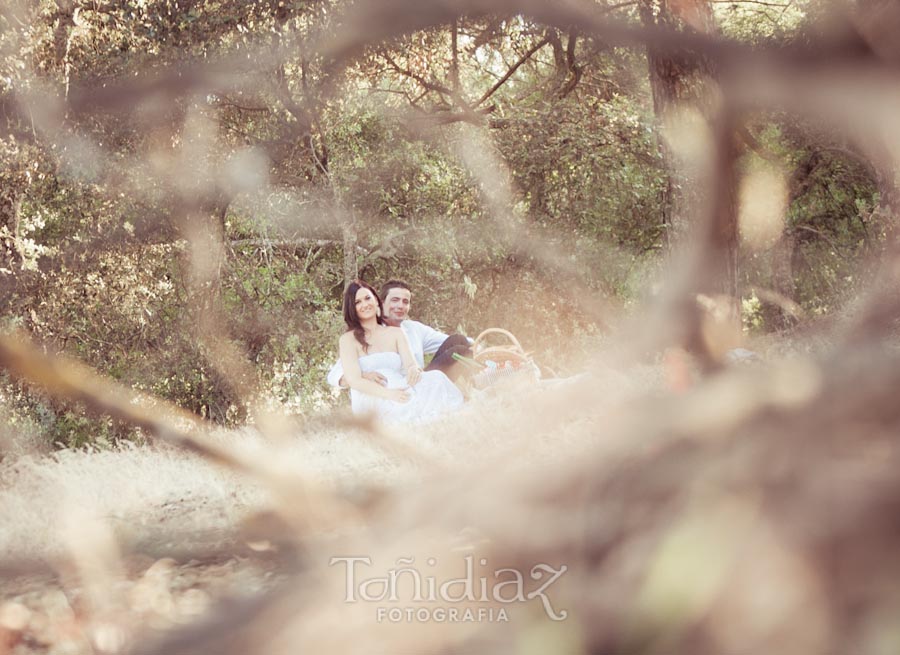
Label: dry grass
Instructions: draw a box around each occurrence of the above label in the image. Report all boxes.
[3,324,900,654]
[0,349,669,654]
[0,353,659,565]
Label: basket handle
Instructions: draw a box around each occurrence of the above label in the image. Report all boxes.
[475,346,529,364]
[473,328,525,355]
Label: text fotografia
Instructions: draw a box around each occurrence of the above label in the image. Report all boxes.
[329,555,568,622]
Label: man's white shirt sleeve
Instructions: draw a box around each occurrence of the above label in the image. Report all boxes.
[326,359,344,388]
[407,320,449,357]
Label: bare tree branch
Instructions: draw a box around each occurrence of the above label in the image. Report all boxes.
[380,50,454,97]
[474,36,551,107]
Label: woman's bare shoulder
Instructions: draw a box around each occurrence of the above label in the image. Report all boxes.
[339,331,357,346]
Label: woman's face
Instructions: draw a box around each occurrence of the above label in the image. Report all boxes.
[354,287,379,321]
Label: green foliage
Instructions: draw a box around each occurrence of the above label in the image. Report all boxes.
[716,0,810,43]
[0,0,886,448]
[738,118,878,330]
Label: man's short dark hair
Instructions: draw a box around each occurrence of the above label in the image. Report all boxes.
[380,279,411,299]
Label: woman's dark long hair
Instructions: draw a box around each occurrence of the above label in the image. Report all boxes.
[342,280,386,352]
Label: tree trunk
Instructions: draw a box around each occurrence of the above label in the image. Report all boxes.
[342,220,358,283]
[871,162,900,245]
[639,0,741,369]
[706,115,740,303]
[640,0,739,304]
[767,232,799,330]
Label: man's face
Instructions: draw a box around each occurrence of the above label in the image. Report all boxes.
[383,288,411,326]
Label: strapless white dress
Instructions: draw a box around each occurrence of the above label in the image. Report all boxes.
[350,351,464,424]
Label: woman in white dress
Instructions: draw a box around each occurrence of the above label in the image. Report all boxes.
[338,280,464,424]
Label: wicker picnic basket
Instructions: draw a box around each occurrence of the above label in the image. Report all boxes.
[470,328,540,389]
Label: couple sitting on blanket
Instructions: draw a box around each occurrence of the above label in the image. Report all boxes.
[328,279,473,424]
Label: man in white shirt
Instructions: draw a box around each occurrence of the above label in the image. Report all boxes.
[327,280,472,389]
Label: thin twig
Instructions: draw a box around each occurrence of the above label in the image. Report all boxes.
[474,36,551,107]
